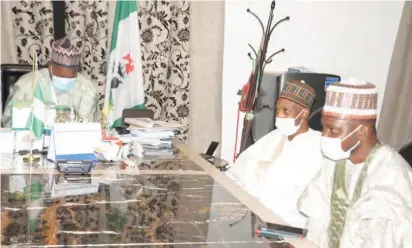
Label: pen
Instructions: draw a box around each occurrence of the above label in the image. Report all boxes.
[256,228,302,240]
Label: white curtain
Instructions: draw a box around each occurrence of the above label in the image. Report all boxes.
[378,2,412,150]
[0,1,18,115]
[0,1,18,64]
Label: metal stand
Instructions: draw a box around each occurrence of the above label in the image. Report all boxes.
[238,1,290,155]
[246,1,289,70]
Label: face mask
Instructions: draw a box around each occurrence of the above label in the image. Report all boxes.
[321,125,362,161]
[51,66,76,91]
[275,109,304,136]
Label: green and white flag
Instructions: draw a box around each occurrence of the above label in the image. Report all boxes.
[30,80,45,139]
[104,0,145,128]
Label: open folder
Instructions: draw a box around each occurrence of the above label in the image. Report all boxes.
[47,123,101,163]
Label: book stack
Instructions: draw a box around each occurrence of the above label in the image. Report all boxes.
[125,118,181,157]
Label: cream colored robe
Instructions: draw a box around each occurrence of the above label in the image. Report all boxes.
[299,145,412,248]
[2,68,101,127]
[226,129,323,228]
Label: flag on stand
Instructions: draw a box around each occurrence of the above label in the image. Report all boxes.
[30,75,45,139]
[103,0,145,128]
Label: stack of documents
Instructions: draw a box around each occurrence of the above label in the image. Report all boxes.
[125,118,181,157]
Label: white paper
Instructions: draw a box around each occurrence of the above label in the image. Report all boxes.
[125,118,181,129]
[125,118,155,128]
[0,130,14,153]
[0,153,13,170]
[93,141,122,161]
[12,102,31,130]
[44,108,56,129]
[47,123,101,161]
[47,130,55,161]
[15,131,43,151]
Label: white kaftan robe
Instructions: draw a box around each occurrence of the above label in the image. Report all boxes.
[298,145,412,248]
[226,128,323,228]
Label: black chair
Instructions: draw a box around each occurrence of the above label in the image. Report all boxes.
[399,142,412,166]
[308,107,323,132]
[1,64,46,113]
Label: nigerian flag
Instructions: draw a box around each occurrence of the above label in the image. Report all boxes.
[104,0,145,128]
[31,81,45,139]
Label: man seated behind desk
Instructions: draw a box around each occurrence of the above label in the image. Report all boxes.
[1,36,101,127]
[226,80,324,228]
[298,79,412,248]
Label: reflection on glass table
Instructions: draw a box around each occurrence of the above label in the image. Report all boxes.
[0,149,205,173]
[1,174,282,247]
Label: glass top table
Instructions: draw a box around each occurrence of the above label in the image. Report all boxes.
[0,141,316,248]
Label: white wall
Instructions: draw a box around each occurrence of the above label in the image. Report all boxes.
[221,0,404,161]
[189,1,224,154]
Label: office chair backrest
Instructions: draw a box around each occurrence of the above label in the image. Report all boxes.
[1,64,46,113]
[399,142,412,167]
[308,107,323,132]
[252,73,281,142]
[121,108,154,127]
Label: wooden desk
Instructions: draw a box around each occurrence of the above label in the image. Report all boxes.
[0,141,316,247]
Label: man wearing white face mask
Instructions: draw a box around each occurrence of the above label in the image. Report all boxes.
[226,80,323,228]
[2,36,101,127]
[297,79,412,248]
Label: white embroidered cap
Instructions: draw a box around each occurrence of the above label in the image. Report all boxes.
[323,78,378,120]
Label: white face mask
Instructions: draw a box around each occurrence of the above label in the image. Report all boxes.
[50,65,76,91]
[321,125,362,161]
[275,109,304,136]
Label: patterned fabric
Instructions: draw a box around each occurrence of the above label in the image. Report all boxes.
[64,0,108,111]
[279,80,316,109]
[328,145,382,248]
[9,0,190,141]
[1,68,101,127]
[11,1,54,65]
[138,1,190,141]
[328,159,350,248]
[11,1,109,111]
[51,36,81,67]
[323,79,378,120]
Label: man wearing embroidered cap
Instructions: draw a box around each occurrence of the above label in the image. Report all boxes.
[2,36,101,127]
[226,80,323,228]
[298,79,412,248]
